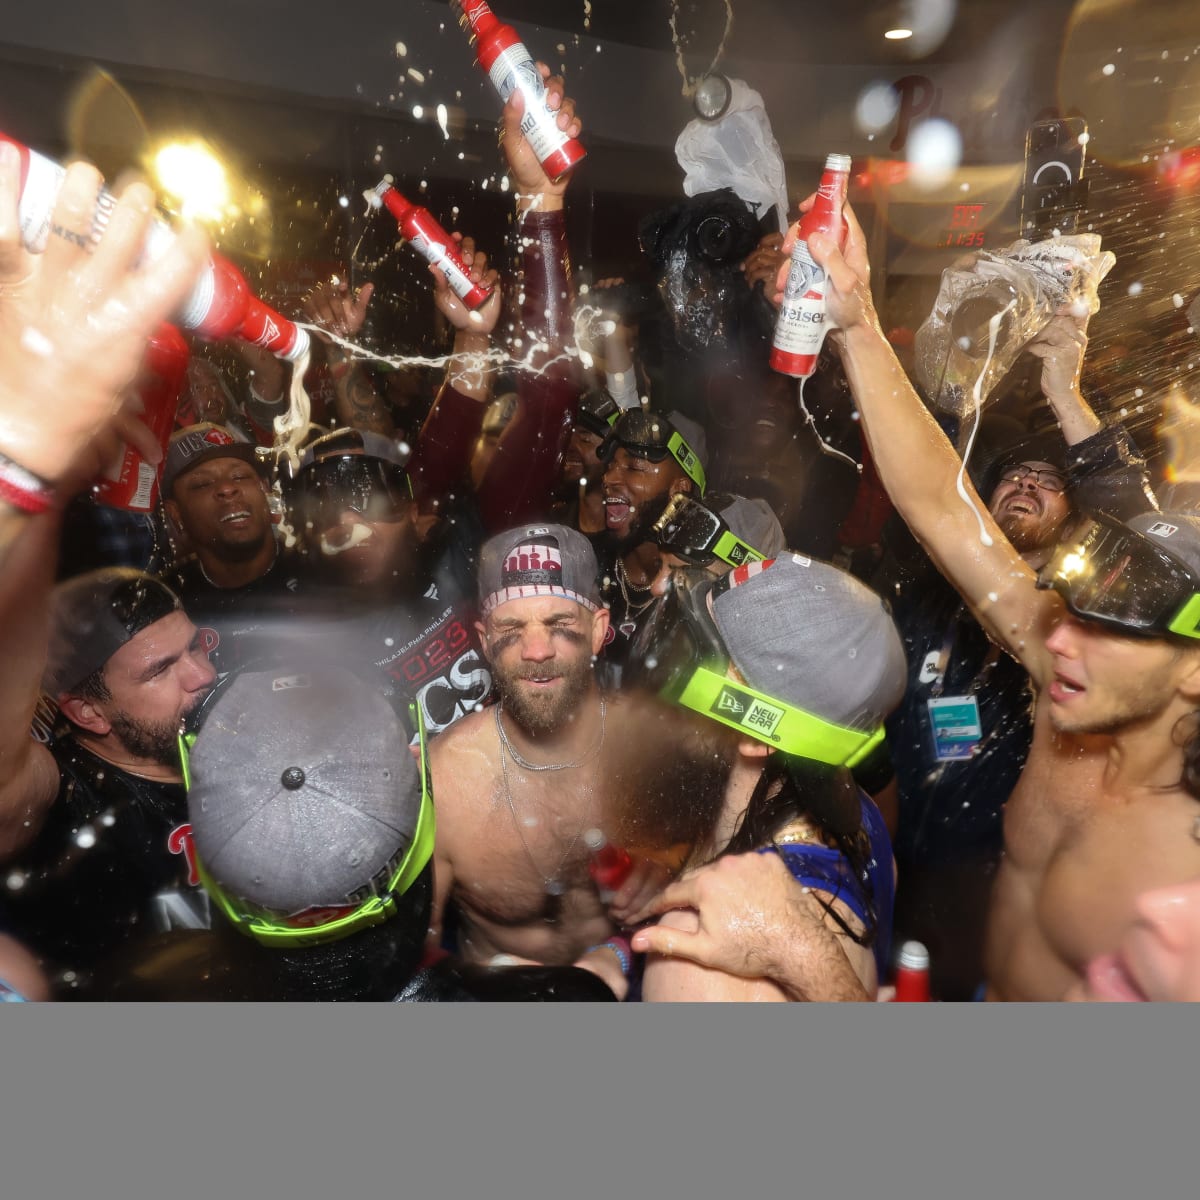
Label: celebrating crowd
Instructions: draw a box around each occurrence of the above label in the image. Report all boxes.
[2,61,1200,1005]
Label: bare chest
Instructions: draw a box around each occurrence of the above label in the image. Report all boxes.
[446,767,609,926]
[990,712,1200,996]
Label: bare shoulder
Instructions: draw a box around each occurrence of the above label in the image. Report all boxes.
[428,706,498,811]
[643,909,790,1002]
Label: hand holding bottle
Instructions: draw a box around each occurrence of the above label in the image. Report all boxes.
[430,234,501,334]
[0,147,206,495]
[501,63,582,209]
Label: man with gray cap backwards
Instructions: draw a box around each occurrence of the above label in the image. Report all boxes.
[429,522,667,994]
[626,554,906,1001]
[0,567,216,996]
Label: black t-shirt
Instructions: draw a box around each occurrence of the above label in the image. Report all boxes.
[162,546,308,677]
[0,738,209,997]
[303,582,493,743]
[887,575,1033,868]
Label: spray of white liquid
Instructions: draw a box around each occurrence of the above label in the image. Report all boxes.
[269,303,614,474]
[320,523,375,556]
[956,299,1019,548]
[668,0,734,96]
[796,375,861,472]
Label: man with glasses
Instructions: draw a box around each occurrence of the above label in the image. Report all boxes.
[880,445,1076,999]
[788,198,1200,1001]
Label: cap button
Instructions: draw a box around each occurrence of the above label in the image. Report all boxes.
[281,767,306,790]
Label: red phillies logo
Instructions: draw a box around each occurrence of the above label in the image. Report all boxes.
[203,429,236,447]
[168,823,200,886]
[503,542,562,575]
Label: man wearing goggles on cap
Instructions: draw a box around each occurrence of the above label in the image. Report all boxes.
[594,408,709,680]
[287,427,491,743]
[91,667,618,1002]
[622,555,904,1001]
[793,195,1200,1002]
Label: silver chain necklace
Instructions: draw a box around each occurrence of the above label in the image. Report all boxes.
[495,697,606,923]
[494,697,606,771]
[614,557,656,618]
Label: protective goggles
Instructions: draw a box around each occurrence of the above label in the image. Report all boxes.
[573,391,622,438]
[177,703,435,949]
[598,411,707,495]
[292,455,413,530]
[652,493,765,568]
[629,569,885,768]
[1036,516,1200,641]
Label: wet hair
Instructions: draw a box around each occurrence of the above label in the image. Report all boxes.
[721,755,879,952]
[75,666,111,704]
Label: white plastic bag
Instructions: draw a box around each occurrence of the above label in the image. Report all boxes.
[675,79,789,234]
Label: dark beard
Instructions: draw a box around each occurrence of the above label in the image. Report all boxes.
[493,651,596,737]
[597,490,676,559]
[108,710,185,768]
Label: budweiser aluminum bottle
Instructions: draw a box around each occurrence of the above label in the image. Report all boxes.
[770,153,852,378]
[451,0,586,183]
[0,132,310,363]
[891,940,932,1002]
[584,830,634,905]
[367,178,491,309]
[95,322,189,512]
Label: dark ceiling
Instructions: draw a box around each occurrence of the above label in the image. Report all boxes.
[499,0,1079,66]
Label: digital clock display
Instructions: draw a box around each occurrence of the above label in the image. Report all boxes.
[936,204,986,248]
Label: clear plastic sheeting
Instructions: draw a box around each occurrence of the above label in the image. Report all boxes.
[914,233,1116,416]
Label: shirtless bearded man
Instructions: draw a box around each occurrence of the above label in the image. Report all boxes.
[429,523,658,981]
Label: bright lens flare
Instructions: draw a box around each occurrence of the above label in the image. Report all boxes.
[154,141,230,221]
[1057,552,1088,579]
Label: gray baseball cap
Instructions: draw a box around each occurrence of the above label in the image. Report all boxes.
[163,422,261,498]
[711,554,907,734]
[188,667,428,920]
[478,523,603,617]
[716,495,788,560]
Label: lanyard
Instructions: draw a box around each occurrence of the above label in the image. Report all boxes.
[928,604,1002,699]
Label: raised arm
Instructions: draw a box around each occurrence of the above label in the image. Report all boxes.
[0,150,206,854]
[792,201,1062,684]
[474,62,583,529]
[1028,312,1159,519]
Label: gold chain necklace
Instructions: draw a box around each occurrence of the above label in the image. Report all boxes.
[615,557,656,618]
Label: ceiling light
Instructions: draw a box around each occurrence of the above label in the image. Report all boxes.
[885,28,914,40]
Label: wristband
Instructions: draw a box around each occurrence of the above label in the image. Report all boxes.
[588,935,633,978]
[0,449,55,514]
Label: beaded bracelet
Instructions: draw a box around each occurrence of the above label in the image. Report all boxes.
[587,935,633,978]
[0,449,54,514]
